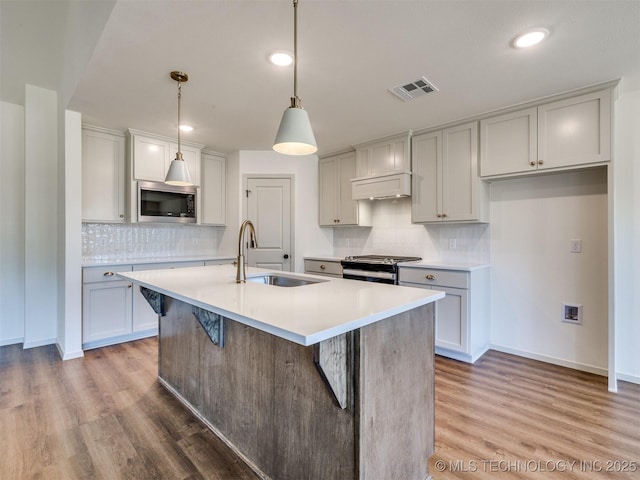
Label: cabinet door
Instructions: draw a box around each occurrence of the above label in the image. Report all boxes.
[200,153,226,225]
[337,152,359,225]
[82,128,126,222]
[318,156,338,226]
[132,286,159,332]
[355,132,411,176]
[82,280,133,343]
[538,89,611,170]
[480,107,537,177]
[442,121,479,222]
[133,135,170,182]
[170,143,201,186]
[411,131,441,223]
[434,286,468,353]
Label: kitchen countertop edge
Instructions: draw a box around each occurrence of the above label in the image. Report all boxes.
[82,255,236,267]
[118,266,444,346]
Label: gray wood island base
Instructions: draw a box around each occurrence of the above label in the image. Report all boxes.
[156,296,435,480]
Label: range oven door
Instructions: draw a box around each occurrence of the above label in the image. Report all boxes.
[341,265,397,284]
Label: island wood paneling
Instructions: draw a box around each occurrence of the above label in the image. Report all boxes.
[158,297,436,480]
[159,298,356,480]
[358,303,435,480]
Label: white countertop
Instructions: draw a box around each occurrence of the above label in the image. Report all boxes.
[398,260,490,272]
[83,255,235,267]
[118,264,444,346]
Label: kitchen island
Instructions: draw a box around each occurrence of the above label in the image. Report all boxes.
[118,264,444,480]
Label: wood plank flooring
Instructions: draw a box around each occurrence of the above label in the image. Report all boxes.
[0,338,258,480]
[430,351,640,479]
[1,338,639,479]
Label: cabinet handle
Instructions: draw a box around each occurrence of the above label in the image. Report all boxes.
[442,214,447,218]
[426,274,436,280]
[119,214,125,218]
[103,271,115,277]
[128,284,132,288]
[436,214,442,218]
[530,161,536,166]
[538,159,544,165]
[320,264,326,270]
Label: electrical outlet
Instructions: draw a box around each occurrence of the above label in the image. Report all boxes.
[449,238,457,249]
[570,239,582,253]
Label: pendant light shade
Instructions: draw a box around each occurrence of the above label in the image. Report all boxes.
[273,0,317,155]
[165,153,193,186]
[165,71,193,186]
[273,102,317,155]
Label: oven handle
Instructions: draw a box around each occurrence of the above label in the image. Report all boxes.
[342,269,396,281]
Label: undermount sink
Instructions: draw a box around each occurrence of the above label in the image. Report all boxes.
[246,274,326,287]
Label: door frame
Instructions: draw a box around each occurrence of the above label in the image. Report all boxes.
[242,174,296,272]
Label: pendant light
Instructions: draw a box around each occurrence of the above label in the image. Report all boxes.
[273,0,317,155]
[165,71,193,186]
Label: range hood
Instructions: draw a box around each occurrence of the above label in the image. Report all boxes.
[351,171,412,200]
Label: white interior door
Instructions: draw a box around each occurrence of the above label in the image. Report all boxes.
[245,176,293,271]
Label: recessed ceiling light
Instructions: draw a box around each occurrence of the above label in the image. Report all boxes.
[513,28,550,48]
[269,51,293,67]
[179,125,194,132]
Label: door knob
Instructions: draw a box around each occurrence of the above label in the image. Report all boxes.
[283,254,289,259]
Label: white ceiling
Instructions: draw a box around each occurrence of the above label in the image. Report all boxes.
[4,0,640,155]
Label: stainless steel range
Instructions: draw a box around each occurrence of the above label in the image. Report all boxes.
[341,255,422,284]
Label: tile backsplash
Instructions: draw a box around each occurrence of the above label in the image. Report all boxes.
[82,223,219,262]
[332,197,490,263]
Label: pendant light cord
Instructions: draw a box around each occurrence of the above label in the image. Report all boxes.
[176,81,183,159]
[292,0,299,108]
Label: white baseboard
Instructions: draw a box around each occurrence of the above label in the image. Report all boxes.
[0,337,24,347]
[488,343,608,377]
[56,342,84,361]
[616,372,640,385]
[22,338,56,349]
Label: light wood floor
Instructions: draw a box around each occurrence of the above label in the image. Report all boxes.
[1,338,639,479]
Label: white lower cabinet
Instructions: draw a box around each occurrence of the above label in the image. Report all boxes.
[399,265,490,363]
[82,266,134,348]
[82,260,205,349]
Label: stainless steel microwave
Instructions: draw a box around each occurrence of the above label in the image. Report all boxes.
[138,181,197,223]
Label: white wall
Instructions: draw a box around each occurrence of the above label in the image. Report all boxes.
[23,85,59,348]
[489,169,609,374]
[226,151,333,272]
[613,77,640,384]
[58,110,83,359]
[0,102,26,345]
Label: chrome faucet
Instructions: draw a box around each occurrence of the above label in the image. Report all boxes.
[236,219,258,283]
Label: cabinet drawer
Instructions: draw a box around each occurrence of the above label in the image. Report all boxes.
[399,267,469,289]
[83,265,133,284]
[304,260,342,277]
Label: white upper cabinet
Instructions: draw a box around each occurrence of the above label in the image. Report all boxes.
[538,89,611,170]
[128,129,203,186]
[200,151,227,226]
[480,107,537,177]
[319,151,372,227]
[480,88,611,178]
[412,121,488,223]
[354,131,411,177]
[82,126,126,223]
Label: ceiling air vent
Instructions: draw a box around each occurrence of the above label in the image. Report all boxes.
[389,76,438,101]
